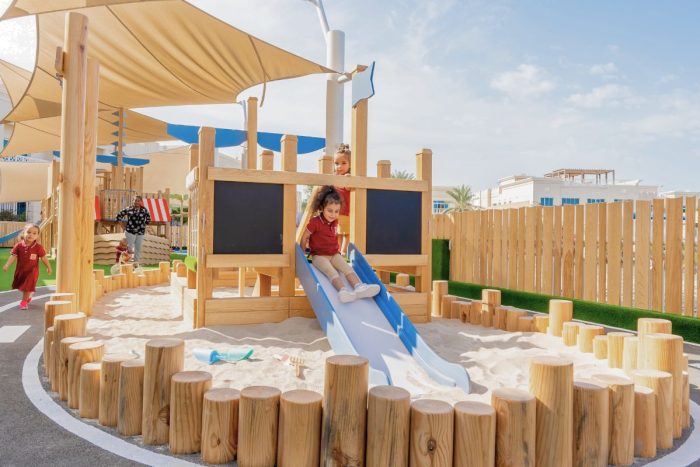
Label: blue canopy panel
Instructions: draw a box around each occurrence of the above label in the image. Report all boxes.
[166,123,325,154]
[52,151,150,166]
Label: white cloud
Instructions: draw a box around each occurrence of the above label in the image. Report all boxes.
[567,84,632,109]
[589,62,617,76]
[490,64,556,98]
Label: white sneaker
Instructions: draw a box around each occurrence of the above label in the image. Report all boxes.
[338,288,356,303]
[354,283,380,299]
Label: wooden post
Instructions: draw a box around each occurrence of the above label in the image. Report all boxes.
[593,335,608,360]
[44,326,54,376]
[562,322,579,346]
[321,355,369,465]
[67,340,103,409]
[238,386,281,466]
[416,149,433,309]
[396,273,410,287]
[79,362,101,419]
[495,306,509,330]
[158,261,170,284]
[533,315,549,333]
[142,338,185,445]
[56,12,88,296]
[196,127,215,328]
[432,281,448,317]
[201,388,240,464]
[623,336,638,376]
[505,309,527,332]
[349,109,368,254]
[637,318,671,367]
[634,385,656,458]
[441,295,456,319]
[99,353,137,427]
[457,302,471,323]
[44,300,74,332]
[453,401,495,467]
[632,369,673,449]
[376,160,392,286]
[117,359,145,436]
[593,374,635,465]
[53,313,87,396]
[176,262,187,278]
[548,299,572,336]
[280,135,298,299]
[318,154,333,174]
[169,371,212,454]
[470,301,482,325]
[491,388,536,467]
[578,325,604,353]
[410,399,454,467]
[51,292,77,305]
[79,57,99,315]
[366,386,410,467]
[682,371,689,429]
[517,316,533,332]
[246,96,258,169]
[59,335,92,400]
[259,149,274,170]
[115,109,124,189]
[277,389,323,467]
[573,379,609,467]
[607,331,633,369]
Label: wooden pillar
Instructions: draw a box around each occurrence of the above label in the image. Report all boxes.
[318,154,333,174]
[432,280,448,317]
[142,338,185,445]
[607,331,633,369]
[169,371,212,454]
[491,388,535,467]
[158,261,170,284]
[453,401,495,467]
[277,389,323,467]
[114,108,124,189]
[410,399,454,467]
[59,335,92,400]
[79,362,101,419]
[350,106,368,254]
[506,309,527,332]
[246,96,258,169]
[637,317,671,368]
[593,335,608,359]
[187,143,198,253]
[196,127,215,328]
[533,315,548,333]
[634,386,656,458]
[201,388,240,464]
[67,340,103,409]
[78,57,99,314]
[53,313,87,396]
[259,149,274,170]
[321,356,369,465]
[117,359,145,436]
[562,322,579,346]
[99,353,137,427]
[56,12,88,296]
[44,326,54,376]
[548,299,572,336]
[238,386,281,466]
[578,325,604,353]
[457,302,471,323]
[573,379,609,467]
[623,336,638,376]
[441,295,456,319]
[366,386,410,467]
[280,135,298,298]
[470,300,483,325]
[517,316,533,332]
[633,369,673,449]
[376,159,393,285]
[593,374,635,465]
[44,300,74,332]
[416,149,433,306]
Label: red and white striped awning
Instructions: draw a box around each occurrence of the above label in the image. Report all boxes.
[144,198,171,223]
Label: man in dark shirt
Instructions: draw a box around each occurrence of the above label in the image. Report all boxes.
[116,195,151,262]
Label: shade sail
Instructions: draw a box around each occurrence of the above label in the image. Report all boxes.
[0,60,32,116]
[0,161,50,202]
[2,0,332,124]
[0,0,161,20]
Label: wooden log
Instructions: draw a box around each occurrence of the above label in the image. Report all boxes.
[529,356,573,467]
[143,338,185,445]
[573,379,609,467]
[470,300,482,325]
[79,362,101,419]
[366,386,410,467]
[457,302,471,323]
[396,273,410,287]
[67,340,103,409]
[634,385,656,458]
[102,275,112,294]
[117,359,145,436]
[607,332,633,369]
[548,299,573,337]
[238,386,281,467]
[44,326,54,376]
[593,335,608,360]
[451,300,463,320]
[169,371,212,454]
[201,388,240,465]
[453,401,495,467]
[159,261,171,283]
[120,263,134,288]
[146,269,160,286]
[632,369,673,449]
[505,309,527,332]
[93,269,105,284]
[495,307,509,330]
[562,322,580,346]
[187,268,196,289]
[44,300,74,331]
[137,274,147,287]
[638,333,684,438]
[410,399,454,467]
[517,317,533,332]
[481,303,495,327]
[491,388,536,467]
[176,262,187,278]
[111,273,125,290]
[432,280,448,317]
[278,389,324,467]
[623,336,638,376]
[577,325,604,353]
[533,315,548,333]
[58,334,91,400]
[482,288,501,306]
[637,317,672,368]
[321,355,368,466]
[99,353,138,427]
[592,374,634,466]
[50,292,77,309]
[441,294,457,319]
[682,371,689,430]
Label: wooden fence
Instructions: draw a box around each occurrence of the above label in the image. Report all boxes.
[0,221,26,247]
[432,197,699,317]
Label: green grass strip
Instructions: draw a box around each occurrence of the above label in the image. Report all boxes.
[184,255,197,273]
[447,281,700,344]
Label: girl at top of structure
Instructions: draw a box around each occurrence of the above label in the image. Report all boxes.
[2,223,52,310]
[300,186,379,303]
[334,143,352,255]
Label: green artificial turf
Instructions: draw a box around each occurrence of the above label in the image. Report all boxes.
[447,281,700,344]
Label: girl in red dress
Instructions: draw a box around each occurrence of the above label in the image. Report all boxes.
[333,144,352,255]
[3,224,52,310]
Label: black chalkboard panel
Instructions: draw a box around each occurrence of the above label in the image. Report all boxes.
[366,189,422,254]
[213,181,283,254]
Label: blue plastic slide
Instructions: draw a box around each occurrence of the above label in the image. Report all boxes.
[295,244,470,394]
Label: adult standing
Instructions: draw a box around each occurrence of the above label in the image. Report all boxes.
[116,195,151,262]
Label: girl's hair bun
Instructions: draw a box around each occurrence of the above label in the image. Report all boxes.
[336,143,351,155]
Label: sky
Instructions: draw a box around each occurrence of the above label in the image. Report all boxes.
[0,0,699,192]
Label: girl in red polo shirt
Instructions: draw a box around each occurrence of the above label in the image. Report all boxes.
[3,223,52,310]
[301,186,379,303]
[334,144,352,255]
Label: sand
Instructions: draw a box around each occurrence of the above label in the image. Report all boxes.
[87,284,627,405]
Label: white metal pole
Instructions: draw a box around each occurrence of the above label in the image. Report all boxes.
[325,29,345,156]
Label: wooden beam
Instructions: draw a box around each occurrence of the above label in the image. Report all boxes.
[280,135,298,298]
[416,149,432,320]
[363,255,428,267]
[246,97,258,170]
[206,254,290,269]
[196,127,216,328]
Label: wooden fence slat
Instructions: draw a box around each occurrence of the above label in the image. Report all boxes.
[508,209,518,289]
[535,206,543,293]
[598,203,607,303]
[583,204,598,301]
[480,210,488,285]
[665,197,683,314]
[562,205,575,297]
[524,207,536,292]
[493,210,503,287]
[607,202,622,305]
[455,212,464,283]
[651,199,664,311]
[634,201,651,309]
[553,206,563,296]
[501,209,509,288]
[683,197,695,316]
[574,205,584,299]
[622,201,634,307]
[516,208,525,290]
[542,207,554,295]
[486,210,493,285]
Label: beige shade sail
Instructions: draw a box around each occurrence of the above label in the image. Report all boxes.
[0,59,32,116]
[0,161,50,202]
[0,0,160,20]
[3,0,332,124]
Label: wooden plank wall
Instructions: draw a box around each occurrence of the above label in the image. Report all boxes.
[432,196,699,317]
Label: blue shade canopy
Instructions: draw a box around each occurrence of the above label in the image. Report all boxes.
[52,150,150,166]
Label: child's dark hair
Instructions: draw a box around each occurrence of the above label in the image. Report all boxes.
[311,186,343,213]
[335,143,351,157]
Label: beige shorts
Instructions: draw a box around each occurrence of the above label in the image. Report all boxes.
[312,253,354,281]
[337,215,350,235]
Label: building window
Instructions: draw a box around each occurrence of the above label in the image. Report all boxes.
[433,200,449,213]
[562,198,580,205]
[540,197,554,206]
[587,198,605,204]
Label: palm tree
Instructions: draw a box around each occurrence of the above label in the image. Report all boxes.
[445,185,475,212]
[391,170,415,180]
